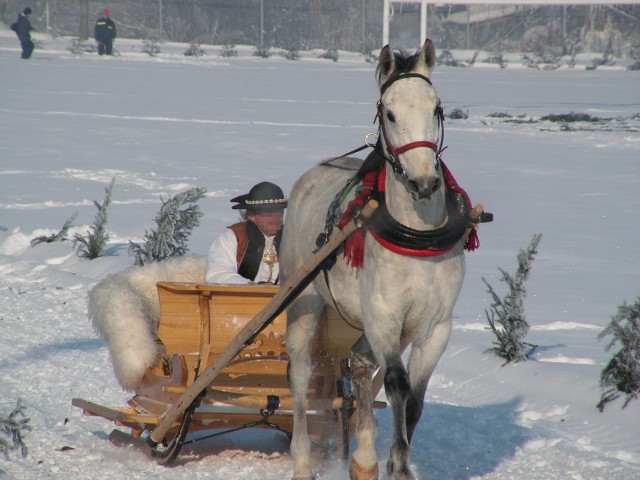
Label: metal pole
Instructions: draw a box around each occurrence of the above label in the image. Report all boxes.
[159,0,163,36]
[260,0,264,47]
[53,0,58,38]
[80,0,89,40]
[46,0,50,37]
[420,0,427,44]
[362,0,365,46]
[383,0,389,46]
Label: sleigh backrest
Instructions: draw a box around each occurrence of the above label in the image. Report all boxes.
[156,282,287,356]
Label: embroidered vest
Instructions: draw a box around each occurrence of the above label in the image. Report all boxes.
[228,221,282,281]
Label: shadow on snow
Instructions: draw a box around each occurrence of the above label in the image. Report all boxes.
[374,397,530,479]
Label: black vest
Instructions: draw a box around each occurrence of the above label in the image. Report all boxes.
[229,221,282,282]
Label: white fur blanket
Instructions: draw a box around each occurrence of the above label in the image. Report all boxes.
[89,256,206,391]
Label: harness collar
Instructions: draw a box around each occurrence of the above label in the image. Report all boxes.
[369,168,469,256]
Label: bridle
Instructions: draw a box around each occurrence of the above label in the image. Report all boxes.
[375,73,446,177]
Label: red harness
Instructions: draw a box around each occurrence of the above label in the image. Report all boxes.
[338,163,479,267]
[369,169,457,257]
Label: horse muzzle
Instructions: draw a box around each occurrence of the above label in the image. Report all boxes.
[406,175,441,200]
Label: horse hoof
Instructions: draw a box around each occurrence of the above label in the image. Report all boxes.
[349,459,379,480]
[387,460,415,480]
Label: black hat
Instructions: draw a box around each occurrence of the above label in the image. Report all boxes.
[23,7,32,15]
[231,182,287,212]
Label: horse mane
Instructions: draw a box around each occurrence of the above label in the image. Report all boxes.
[375,48,422,89]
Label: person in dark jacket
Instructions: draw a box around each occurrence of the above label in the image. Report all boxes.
[94,9,117,56]
[11,7,34,59]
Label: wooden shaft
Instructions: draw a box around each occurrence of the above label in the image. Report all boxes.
[148,200,379,445]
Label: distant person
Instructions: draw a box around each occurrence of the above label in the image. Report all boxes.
[205,182,287,285]
[94,9,117,56]
[11,7,35,59]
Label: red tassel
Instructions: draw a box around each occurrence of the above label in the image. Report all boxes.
[465,229,480,252]
[343,228,366,267]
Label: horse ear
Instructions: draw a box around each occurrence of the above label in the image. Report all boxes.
[377,44,396,86]
[418,39,436,72]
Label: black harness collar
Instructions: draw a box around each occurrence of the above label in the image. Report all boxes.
[370,187,469,251]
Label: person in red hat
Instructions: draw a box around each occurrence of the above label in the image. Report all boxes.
[206,182,287,284]
[94,8,117,55]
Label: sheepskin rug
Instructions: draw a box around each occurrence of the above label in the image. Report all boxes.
[89,256,206,391]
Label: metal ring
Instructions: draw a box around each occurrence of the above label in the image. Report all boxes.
[364,132,378,148]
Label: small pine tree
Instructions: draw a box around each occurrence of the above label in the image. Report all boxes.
[484,233,542,364]
[31,211,78,247]
[73,178,114,259]
[597,297,640,411]
[220,43,238,58]
[128,187,206,266]
[0,399,31,459]
[184,42,206,57]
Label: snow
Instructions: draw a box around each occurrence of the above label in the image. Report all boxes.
[1,31,639,480]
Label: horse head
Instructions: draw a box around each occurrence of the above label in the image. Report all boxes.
[376,39,443,202]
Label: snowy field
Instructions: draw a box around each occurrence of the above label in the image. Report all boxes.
[1,28,639,479]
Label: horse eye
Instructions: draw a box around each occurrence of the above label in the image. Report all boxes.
[386,111,396,123]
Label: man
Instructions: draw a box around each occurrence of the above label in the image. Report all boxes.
[206,182,287,284]
[11,7,34,59]
[94,9,117,56]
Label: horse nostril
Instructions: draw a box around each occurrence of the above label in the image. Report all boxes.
[432,178,441,193]
[407,180,419,193]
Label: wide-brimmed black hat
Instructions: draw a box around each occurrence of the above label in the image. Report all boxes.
[231,182,287,211]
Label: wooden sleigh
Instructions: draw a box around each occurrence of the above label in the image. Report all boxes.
[72,201,385,464]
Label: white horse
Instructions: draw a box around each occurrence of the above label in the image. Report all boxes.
[281,39,470,480]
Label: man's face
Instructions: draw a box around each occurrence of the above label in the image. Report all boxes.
[247,210,284,237]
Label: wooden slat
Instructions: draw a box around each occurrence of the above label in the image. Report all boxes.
[156,286,202,354]
[72,398,161,425]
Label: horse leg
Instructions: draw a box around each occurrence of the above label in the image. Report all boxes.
[384,354,415,480]
[349,335,379,480]
[405,319,452,442]
[286,293,323,480]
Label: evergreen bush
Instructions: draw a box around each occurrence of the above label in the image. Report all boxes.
[484,233,542,364]
[220,43,238,57]
[128,187,206,266]
[597,297,640,411]
[318,49,339,62]
[142,37,161,57]
[282,48,300,61]
[447,108,468,120]
[484,52,508,69]
[68,38,94,55]
[360,44,377,64]
[437,49,465,67]
[73,179,114,259]
[0,399,31,460]
[31,211,78,247]
[466,51,480,67]
[253,46,272,58]
[184,42,206,57]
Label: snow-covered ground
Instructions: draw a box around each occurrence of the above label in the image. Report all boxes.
[1,30,639,479]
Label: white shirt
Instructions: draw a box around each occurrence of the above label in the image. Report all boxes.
[205,228,279,284]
